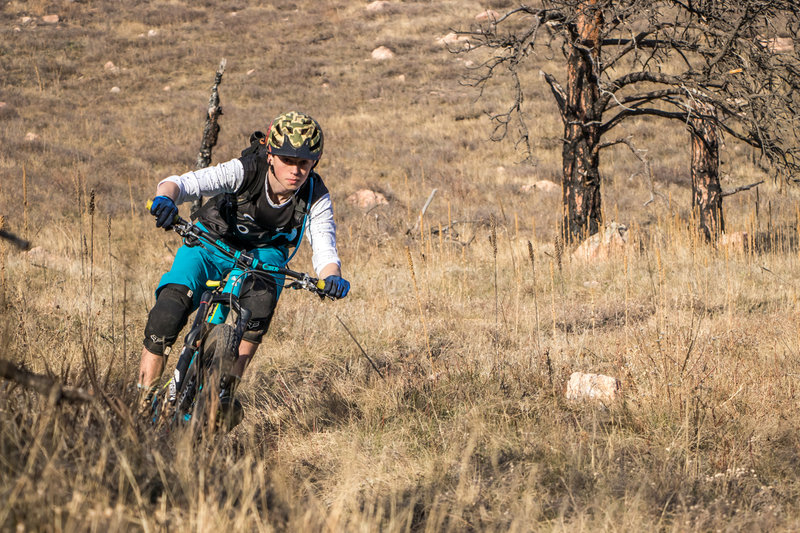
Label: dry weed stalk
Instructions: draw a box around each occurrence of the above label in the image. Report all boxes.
[406,246,432,369]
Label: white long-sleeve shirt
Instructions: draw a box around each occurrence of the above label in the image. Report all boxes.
[159,159,340,275]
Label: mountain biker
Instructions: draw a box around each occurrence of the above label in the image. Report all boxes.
[136,111,350,414]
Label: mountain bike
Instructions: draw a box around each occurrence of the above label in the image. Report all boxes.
[144,205,334,433]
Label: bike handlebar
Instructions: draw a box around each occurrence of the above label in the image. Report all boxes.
[146,200,331,298]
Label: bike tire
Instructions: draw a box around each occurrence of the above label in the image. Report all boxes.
[192,324,239,431]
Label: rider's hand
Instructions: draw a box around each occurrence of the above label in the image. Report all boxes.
[150,195,178,229]
[322,275,350,299]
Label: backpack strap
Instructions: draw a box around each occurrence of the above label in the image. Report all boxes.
[282,175,314,267]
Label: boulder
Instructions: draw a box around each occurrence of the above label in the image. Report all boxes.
[437,32,471,48]
[41,15,60,24]
[566,372,620,403]
[347,189,388,210]
[110,86,121,93]
[719,231,748,253]
[371,46,395,60]
[759,36,794,54]
[365,0,391,12]
[571,222,628,263]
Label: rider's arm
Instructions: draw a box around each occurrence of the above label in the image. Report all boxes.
[305,193,342,276]
[317,263,342,279]
[156,159,245,204]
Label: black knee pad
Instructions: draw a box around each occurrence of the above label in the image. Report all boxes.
[143,284,194,355]
[238,275,279,344]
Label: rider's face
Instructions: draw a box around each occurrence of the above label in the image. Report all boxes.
[267,154,314,197]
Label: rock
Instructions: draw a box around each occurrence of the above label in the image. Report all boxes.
[24,132,39,142]
[104,61,119,73]
[719,231,748,253]
[163,86,171,91]
[572,222,629,263]
[475,9,499,23]
[566,372,620,403]
[347,189,388,210]
[437,32,471,48]
[520,179,560,194]
[759,36,794,53]
[365,0,391,12]
[396,74,405,82]
[13,26,21,32]
[110,86,121,93]
[21,16,32,24]
[147,29,159,37]
[371,46,395,60]
[246,69,256,75]
[41,15,60,24]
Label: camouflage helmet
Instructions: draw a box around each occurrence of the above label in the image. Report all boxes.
[266,111,324,161]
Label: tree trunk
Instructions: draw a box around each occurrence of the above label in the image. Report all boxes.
[562,0,603,242]
[689,101,723,241]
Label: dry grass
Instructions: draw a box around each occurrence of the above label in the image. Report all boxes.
[2,0,800,531]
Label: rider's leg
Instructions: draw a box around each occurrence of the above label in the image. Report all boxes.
[231,340,259,377]
[136,283,196,411]
[138,347,166,389]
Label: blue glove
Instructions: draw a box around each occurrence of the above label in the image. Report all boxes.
[322,275,350,299]
[150,195,178,229]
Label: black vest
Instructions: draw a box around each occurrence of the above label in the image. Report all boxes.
[192,145,329,250]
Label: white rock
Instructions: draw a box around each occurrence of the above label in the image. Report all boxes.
[246,69,255,75]
[572,222,629,263]
[13,26,21,32]
[719,231,748,253]
[24,132,40,142]
[566,372,620,403]
[475,9,499,23]
[147,29,159,37]
[163,86,171,91]
[347,189,389,209]
[0,102,6,109]
[396,74,405,82]
[437,32,471,47]
[110,86,121,93]
[41,14,60,24]
[104,61,119,73]
[365,0,390,12]
[21,16,32,24]
[371,46,395,60]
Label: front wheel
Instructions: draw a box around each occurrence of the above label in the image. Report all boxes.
[192,324,240,431]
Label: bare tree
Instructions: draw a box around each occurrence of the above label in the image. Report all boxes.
[462,0,800,241]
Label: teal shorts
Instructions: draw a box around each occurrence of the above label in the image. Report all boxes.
[156,239,289,309]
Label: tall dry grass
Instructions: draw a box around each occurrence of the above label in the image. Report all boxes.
[2,0,800,531]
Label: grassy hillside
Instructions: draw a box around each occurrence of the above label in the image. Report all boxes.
[2,0,800,531]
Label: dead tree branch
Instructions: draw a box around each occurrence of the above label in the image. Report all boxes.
[722,180,765,197]
[192,58,226,213]
[0,358,94,404]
